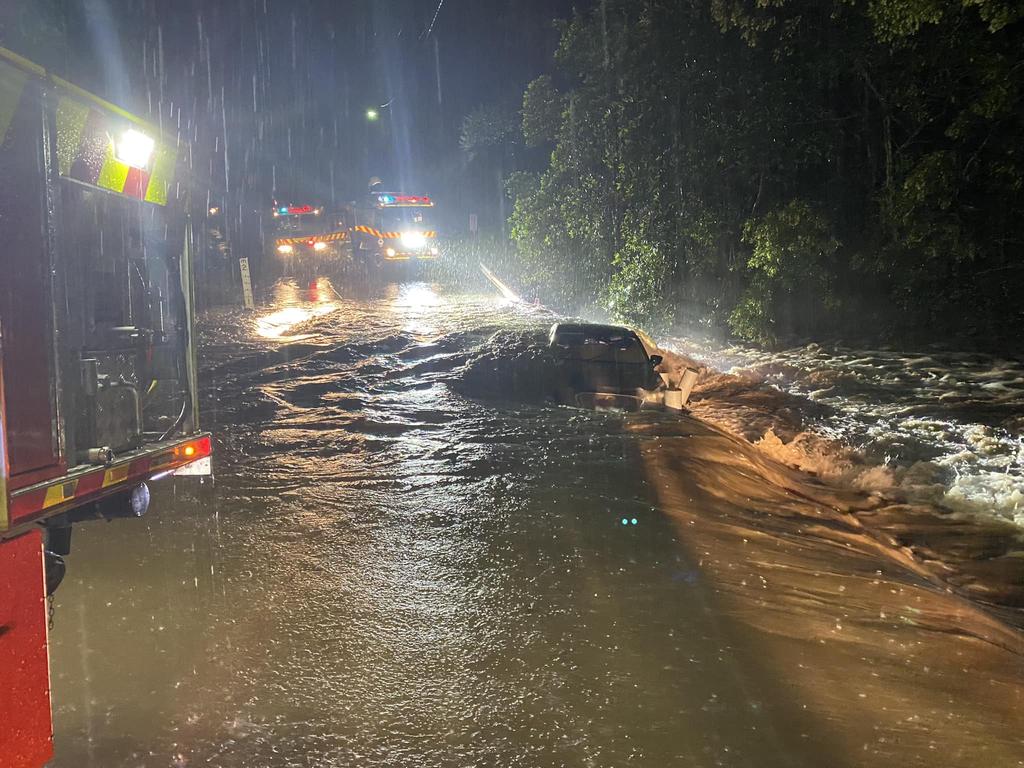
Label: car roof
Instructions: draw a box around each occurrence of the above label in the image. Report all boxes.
[550,323,641,342]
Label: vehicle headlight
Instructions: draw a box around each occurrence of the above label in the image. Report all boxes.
[313,241,328,252]
[277,243,294,254]
[401,231,426,249]
[386,247,397,257]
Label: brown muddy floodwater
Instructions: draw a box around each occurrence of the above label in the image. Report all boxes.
[48,279,1024,767]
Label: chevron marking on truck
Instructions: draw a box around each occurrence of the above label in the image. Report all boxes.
[275,230,349,246]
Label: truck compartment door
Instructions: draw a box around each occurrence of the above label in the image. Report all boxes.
[0,63,61,484]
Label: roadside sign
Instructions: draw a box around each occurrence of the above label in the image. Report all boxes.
[238,257,255,309]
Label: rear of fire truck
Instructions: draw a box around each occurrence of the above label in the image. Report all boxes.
[0,48,211,767]
[351,193,440,264]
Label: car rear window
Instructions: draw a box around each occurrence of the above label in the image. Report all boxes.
[557,331,648,365]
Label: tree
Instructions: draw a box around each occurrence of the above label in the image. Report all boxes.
[509,0,1024,347]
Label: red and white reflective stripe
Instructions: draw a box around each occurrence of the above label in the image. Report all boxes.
[4,434,211,531]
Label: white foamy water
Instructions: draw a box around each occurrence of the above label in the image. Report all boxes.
[664,338,1024,526]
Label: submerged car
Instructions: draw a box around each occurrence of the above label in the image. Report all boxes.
[548,323,664,410]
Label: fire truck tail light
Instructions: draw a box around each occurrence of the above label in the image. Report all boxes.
[174,436,211,462]
[173,436,213,477]
[147,435,215,477]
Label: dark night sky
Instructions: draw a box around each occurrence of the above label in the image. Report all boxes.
[1,0,579,229]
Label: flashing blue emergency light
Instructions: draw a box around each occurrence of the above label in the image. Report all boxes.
[278,207,288,214]
[378,194,396,205]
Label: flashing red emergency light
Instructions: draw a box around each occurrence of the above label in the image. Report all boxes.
[275,204,316,215]
[377,194,433,207]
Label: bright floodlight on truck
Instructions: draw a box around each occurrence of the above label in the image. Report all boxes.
[277,243,294,254]
[313,241,328,252]
[401,231,426,250]
[115,128,155,168]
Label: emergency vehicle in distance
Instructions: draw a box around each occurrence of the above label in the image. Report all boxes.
[350,190,440,264]
[269,201,350,276]
[0,47,212,768]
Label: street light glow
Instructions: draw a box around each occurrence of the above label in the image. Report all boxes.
[366,108,379,121]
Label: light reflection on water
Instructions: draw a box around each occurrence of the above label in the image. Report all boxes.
[47,279,1024,768]
[254,278,341,340]
[392,282,445,337]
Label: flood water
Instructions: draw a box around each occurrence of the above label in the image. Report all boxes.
[666,336,1024,526]
[49,278,1024,767]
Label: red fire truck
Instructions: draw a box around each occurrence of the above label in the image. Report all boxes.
[269,202,351,277]
[351,192,440,263]
[0,48,212,767]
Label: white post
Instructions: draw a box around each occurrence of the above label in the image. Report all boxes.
[238,257,255,309]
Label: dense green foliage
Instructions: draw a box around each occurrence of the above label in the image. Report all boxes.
[508,0,1024,346]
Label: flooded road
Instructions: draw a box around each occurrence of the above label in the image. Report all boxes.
[49,279,1024,767]
[667,337,1024,525]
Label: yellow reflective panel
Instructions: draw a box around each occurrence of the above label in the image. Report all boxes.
[144,142,176,205]
[96,142,130,194]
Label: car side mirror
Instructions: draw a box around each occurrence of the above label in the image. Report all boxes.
[649,354,663,367]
